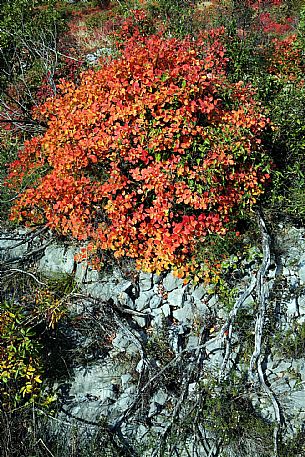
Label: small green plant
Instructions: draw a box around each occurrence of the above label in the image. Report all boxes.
[145,0,196,37]
[0,271,71,411]
[266,82,305,223]
[146,319,174,366]
[198,374,275,456]
[0,301,44,410]
[273,321,305,359]
[278,428,305,457]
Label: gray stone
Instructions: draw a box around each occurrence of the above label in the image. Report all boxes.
[149,294,162,309]
[135,424,149,442]
[121,374,132,388]
[151,307,163,317]
[289,275,299,290]
[286,297,298,317]
[193,300,210,317]
[267,267,276,279]
[153,274,161,284]
[86,281,116,301]
[190,285,206,301]
[243,294,255,307]
[215,306,229,321]
[153,389,168,406]
[148,402,158,418]
[133,316,146,328]
[126,342,139,356]
[272,361,292,374]
[139,272,153,291]
[75,261,88,283]
[134,290,154,311]
[288,378,299,389]
[148,389,168,417]
[188,383,197,394]
[173,303,193,326]
[287,390,305,410]
[208,294,219,308]
[161,302,171,317]
[86,53,99,63]
[112,332,138,355]
[136,359,144,373]
[0,233,28,261]
[167,287,187,307]
[83,267,100,283]
[298,294,305,315]
[116,291,134,309]
[291,360,305,381]
[259,405,276,422]
[114,386,136,412]
[299,265,305,284]
[297,315,305,325]
[163,272,184,291]
[68,365,117,402]
[271,380,290,395]
[38,244,76,275]
[115,280,133,294]
[62,402,103,424]
[205,337,223,355]
[150,308,165,327]
[283,266,292,277]
[187,335,200,350]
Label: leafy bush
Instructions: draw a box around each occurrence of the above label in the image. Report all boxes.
[0,301,44,409]
[6,21,271,281]
[0,275,69,411]
[211,1,305,224]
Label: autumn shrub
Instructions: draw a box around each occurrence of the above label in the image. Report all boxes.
[5,22,272,281]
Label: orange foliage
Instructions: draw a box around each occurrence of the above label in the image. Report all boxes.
[7,23,271,279]
[268,34,305,81]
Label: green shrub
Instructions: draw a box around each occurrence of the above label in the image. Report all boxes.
[0,301,44,410]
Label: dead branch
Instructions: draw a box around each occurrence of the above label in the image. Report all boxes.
[1,268,46,286]
[218,273,257,381]
[248,210,283,457]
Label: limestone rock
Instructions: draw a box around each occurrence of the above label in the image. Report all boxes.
[134,290,154,311]
[163,272,184,291]
[172,302,193,326]
[139,272,153,291]
[149,294,162,309]
[190,284,206,301]
[38,244,77,275]
[167,287,187,307]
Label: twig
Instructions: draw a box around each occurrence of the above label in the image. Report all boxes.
[35,438,57,457]
[1,239,53,265]
[1,268,46,286]
[0,226,49,249]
